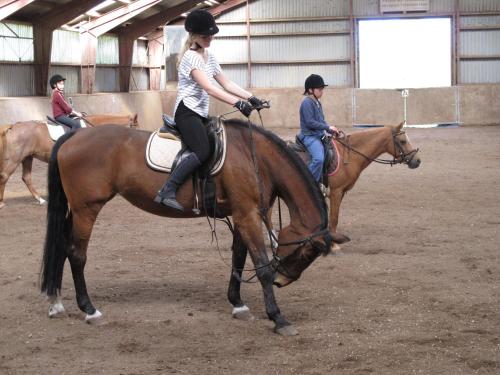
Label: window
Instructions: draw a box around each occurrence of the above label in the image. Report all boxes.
[359,18,451,89]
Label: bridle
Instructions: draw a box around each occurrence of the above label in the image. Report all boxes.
[335,129,419,166]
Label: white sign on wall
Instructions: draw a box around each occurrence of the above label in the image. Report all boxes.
[380,0,430,12]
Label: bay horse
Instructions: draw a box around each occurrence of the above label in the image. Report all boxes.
[40,120,349,335]
[0,113,138,209]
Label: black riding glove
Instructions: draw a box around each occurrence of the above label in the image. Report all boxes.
[234,100,254,117]
[248,96,265,110]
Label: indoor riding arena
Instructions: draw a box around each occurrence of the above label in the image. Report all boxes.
[1,1,499,374]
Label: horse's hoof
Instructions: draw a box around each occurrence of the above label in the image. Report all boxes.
[275,324,299,336]
[0,202,5,209]
[37,197,46,205]
[85,309,102,324]
[48,302,65,318]
[232,305,254,321]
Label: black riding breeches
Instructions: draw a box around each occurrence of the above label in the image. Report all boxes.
[174,101,210,163]
[56,115,81,129]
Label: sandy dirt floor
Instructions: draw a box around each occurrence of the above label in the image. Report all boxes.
[0,125,499,374]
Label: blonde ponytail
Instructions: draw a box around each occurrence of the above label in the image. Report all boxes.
[177,33,198,68]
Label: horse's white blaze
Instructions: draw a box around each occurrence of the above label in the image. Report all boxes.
[48,295,65,318]
[232,305,250,316]
[85,309,102,323]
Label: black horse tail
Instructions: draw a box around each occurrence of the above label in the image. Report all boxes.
[40,132,77,296]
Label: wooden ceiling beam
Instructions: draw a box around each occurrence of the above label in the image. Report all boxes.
[35,0,105,30]
[119,0,198,40]
[0,0,35,21]
[208,0,247,17]
[79,0,161,37]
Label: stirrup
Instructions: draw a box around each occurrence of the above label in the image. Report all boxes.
[319,183,329,197]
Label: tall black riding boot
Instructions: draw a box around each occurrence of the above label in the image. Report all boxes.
[154,153,202,211]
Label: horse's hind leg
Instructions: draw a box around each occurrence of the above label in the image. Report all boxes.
[21,156,45,205]
[0,158,21,209]
[67,205,104,323]
[227,226,254,321]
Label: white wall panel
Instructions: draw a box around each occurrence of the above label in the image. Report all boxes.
[0,22,33,62]
[51,30,80,64]
[97,34,119,65]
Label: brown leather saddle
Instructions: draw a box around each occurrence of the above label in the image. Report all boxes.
[288,134,338,186]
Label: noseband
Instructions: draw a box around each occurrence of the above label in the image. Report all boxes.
[392,130,419,165]
[263,214,331,282]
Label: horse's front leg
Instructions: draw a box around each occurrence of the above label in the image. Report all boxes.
[329,188,345,251]
[236,214,298,336]
[227,226,254,320]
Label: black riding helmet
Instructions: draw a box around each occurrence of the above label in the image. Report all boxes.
[304,74,328,95]
[184,9,219,36]
[50,74,66,89]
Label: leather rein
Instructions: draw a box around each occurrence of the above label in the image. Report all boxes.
[335,130,419,166]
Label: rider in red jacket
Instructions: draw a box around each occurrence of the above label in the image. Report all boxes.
[50,74,82,129]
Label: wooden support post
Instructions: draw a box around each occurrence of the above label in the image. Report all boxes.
[148,31,164,90]
[118,35,134,92]
[33,24,53,96]
[80,32,97,95]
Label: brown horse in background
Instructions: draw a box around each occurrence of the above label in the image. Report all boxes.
[40,121,349,335]
[0,113,138,209]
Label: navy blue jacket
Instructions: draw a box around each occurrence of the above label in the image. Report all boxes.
[299,96,330,137]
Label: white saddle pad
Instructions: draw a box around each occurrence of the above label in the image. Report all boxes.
[46,119,87,141]
[46,123,66,141]
[145,132,183,173]
[146,128,227,176]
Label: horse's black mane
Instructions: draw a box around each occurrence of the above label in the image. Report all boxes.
[224,118,328,227]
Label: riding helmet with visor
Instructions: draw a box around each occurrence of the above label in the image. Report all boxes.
[304,74,328,95]
[185,9,219,36]
[50,74,66,89]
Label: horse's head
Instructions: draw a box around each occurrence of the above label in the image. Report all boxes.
[272,228,350,288]
[390,122,421,169]
[129,113,139,128]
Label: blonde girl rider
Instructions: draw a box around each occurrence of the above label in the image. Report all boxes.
[154,9,265,211]
[50,74,83,129]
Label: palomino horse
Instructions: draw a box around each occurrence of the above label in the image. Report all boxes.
[40,121,349,335]
[322,122,421,239]
[0,113,138,209]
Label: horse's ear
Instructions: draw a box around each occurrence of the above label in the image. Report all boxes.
[396,121,404,131]
[133,113,138,122]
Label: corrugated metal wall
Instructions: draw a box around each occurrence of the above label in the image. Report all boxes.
[0,64,34,96]
[459,10,500,83]
[204,0,353,88]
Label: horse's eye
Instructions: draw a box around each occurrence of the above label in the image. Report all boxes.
[401,140,407,144]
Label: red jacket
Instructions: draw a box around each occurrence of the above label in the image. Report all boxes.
[51,89,72,118]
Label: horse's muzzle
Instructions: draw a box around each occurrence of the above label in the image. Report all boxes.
[273,273,293,288]
[408,157,421,169]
